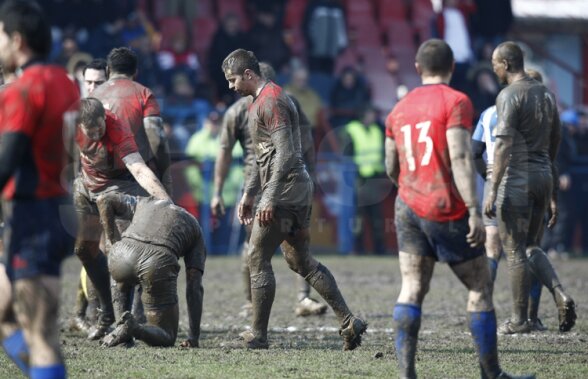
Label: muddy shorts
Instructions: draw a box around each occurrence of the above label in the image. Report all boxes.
[274,205,312,236]
[73,177,147,216]
[109,238,180,310]
[1,197,76,281]
[395,197,484,264]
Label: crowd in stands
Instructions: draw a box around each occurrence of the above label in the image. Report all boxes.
[38,0,588,257]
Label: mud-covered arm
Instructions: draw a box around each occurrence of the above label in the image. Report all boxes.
[549,110,562,201]
[96,192,137,244]
[123,152,170,200]
[472,140,487,180]
[183,227,206,346]
[384,137,400,186]
[489,92,515,195]
[259,127,297,209]
[144,116,172,195]
[300,122,316,179]
[243,159,261,198]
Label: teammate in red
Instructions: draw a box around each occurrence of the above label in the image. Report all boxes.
[0,1,79,378]
[385,39,532,379]
[92,47,171,193]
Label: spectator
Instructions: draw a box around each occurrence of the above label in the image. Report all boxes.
[303,0,348,74]
[208,13,248,105]
[284,66,323,129]
[157,30,200,95]
[329,66,371,128]
[246,9,291,73]
[340,106,387,255]
[131,34,164,97]
[470,0,512,58]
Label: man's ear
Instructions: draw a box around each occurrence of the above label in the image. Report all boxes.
[244,68,252,80]
[10,31,24,52]
[414,62,422,76]
[503,59,509,71]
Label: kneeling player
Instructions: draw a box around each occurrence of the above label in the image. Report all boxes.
[98,193,205,347]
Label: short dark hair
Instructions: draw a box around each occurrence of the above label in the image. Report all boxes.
[80,98,105,127]
[0,0,51,58]
[259,62,276,81]
[222,49,260,76]
[83,58,107,76]
[107,47,137,76]
[526,68,543,83]
[496,42,524,72]
[415,39,454,76]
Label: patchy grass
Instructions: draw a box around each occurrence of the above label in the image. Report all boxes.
[1,255,586,378]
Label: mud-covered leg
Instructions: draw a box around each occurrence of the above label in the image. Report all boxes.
[112,281,133,321]
[394,252,435,379]
[485,226,502,283]
[241,240,252,303]
[135,305,179,347]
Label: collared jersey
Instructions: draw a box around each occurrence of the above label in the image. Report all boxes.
[472,105,497,165]
[386,84,473,222]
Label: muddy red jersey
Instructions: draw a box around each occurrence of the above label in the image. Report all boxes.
[76,110,138,192]
[92,77,160,163]
[385,84,473,221]
[0,64,80,200]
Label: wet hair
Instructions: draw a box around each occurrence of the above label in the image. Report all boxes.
[83,58,107,77]
[526,68,543,83]
[496,42,524,72]
[415,39,454,76]
[0,0,51,58]
[259,62,276,81]
[79,98,105,127]
[222,49,261,76]
[107,47,137,77]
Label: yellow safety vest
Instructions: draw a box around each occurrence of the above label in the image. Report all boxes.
[345,121,385,178]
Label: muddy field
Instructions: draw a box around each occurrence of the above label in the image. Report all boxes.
[1,255,586,378]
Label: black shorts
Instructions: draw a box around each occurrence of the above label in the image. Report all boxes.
[395,197,484,264]
[109,238,180,310]
[73,177,147,216]
[1,197,76,281]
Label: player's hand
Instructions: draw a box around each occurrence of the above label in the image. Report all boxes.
[211,194,225,217]
[547,198,558,229]
[238,193,254,225]
[256,205,274,227]
[179,339,199,348]
[483,189,497,219]
[466,212,486,248]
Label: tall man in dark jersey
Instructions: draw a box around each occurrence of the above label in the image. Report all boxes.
[484,41,576,334]
[92,47,172,194]
[212,62,326,318]
[0,1,80,377]
[74,98,170,340]
[222,49,366,350]
[385,39,532,379]
[96,193,205,348]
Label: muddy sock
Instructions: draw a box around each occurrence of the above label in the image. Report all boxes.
[250,271,276,341]
[468,311,501,379]
[528,275,542,321]
[527,247,561,293]
[30,364,66,379]
[393,303,421,379]
[487,257,498,283]
[83,252,114,326]
[2,329,29,375]
[305,264,351,323]
[296,274,311,302]
[241,242,252,303]
[508,260,529,323]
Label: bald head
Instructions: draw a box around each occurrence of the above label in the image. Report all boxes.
[495,42,525,72]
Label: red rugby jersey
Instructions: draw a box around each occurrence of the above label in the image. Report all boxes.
[385,84,473,222]
[0,64,80,199]
[76,110,138,192]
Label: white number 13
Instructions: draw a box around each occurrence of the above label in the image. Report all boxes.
[400,121,433,171]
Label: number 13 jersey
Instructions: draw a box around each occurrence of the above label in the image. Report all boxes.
[385,84,474,222]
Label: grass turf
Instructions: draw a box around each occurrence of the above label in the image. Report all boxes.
[1,255,586,378]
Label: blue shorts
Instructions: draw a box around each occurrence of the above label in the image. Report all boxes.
[1,197,76,281]
[395,197,484,264]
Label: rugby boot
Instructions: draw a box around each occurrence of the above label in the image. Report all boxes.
[295,297,328,317]
[553,288,576,332]
[221,330,269,349]
[497,320,531,335]
[527,318,547,332]
[69,316,91,333]
[101,311,137,347]
[339,316,368,351]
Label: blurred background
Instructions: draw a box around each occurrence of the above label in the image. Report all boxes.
[19,0,588,257]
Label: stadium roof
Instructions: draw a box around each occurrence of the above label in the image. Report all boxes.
[513,0,588,20]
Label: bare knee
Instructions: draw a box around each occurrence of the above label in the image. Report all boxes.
[484,226,501,261]
[398,279,430,305]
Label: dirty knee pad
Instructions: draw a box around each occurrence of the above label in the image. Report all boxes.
[250,272,275,289]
